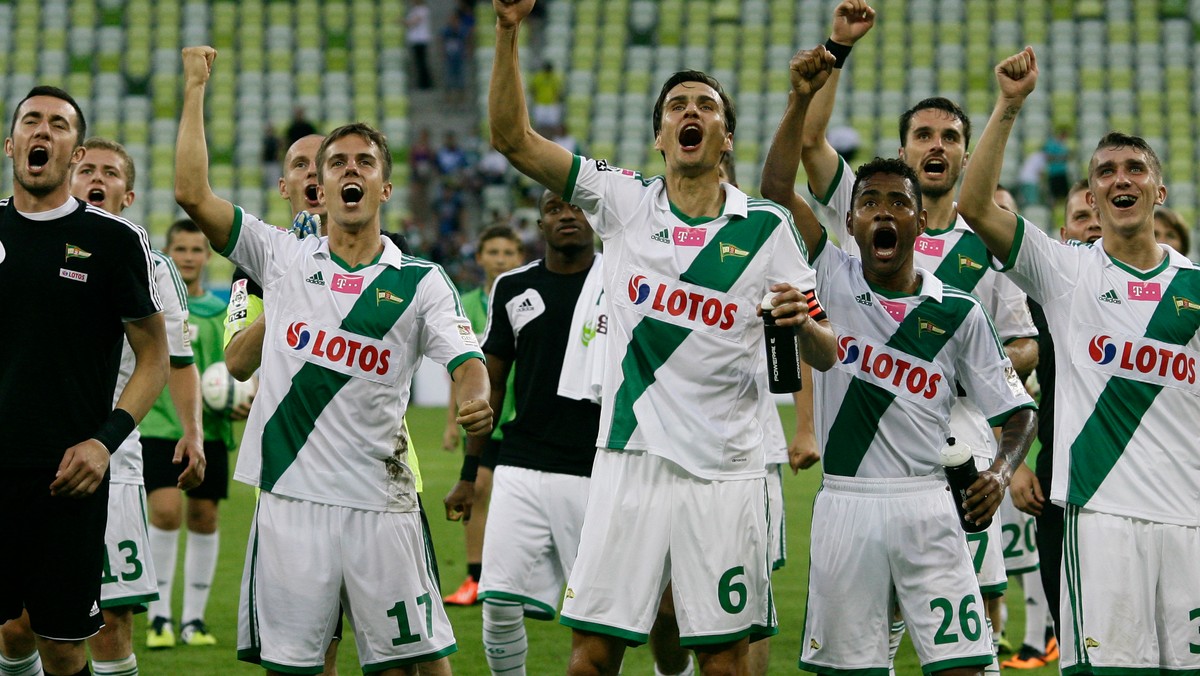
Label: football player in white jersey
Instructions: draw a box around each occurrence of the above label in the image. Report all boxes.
[175,46,492,675]
[487,1,837,673]
[958,47,1200,676]
[762,46,1038,676]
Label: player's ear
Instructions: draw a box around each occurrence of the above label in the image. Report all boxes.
[4,137,13,158]
[1156,183,1167,206]
[379,181,392,203]
[278,176,288,200]
[917,208,927,236]
[121,190,135,210]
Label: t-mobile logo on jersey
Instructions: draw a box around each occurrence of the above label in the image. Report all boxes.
[914,236,944,257]
[1127,281,1162,301]
[331,273,364,294]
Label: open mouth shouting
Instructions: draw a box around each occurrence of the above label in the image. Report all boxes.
[86,188,106,207]
[304,183,320,208]
[341,182,364,207]
[678,123,703,152]
[1111,194,1138,211]
[27,146,49,175]
[872,225,899,261]
[922,157,947,178]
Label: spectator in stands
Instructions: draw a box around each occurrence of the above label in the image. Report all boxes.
[1043,126,1071,208]
[436,131,470,179]
[552,123,582,156]
[284,107,317,147]
[406,0,434,90]
[826,124,861,163]
[1017,149,1046,209]
[1154,205,1191,256]
[262,123,281,187]
[530,61,564,132]
[442,12,470,105]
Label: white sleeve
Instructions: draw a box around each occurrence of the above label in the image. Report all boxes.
[152,252,194,362]
[415,265,485,373]
[985,270,1038,343]
[997,215,1081,306]
[956,300,1036,425]
[222,206,296,288]
[562,155,651,239]
[808,156,857,254]
[764,203,818,296]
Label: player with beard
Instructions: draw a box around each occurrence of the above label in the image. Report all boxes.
[176,47,490,675]
[442,190,602,675]
[487,2,837,673]
[794,3,1039,664]
[761,48,1037,676]
[958,46,1200,676]
[0,87,169,676]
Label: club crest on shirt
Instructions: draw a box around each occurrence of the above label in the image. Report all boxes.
[65,243,91,261]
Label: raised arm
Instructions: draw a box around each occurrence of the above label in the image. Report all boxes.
[800,0,875,199]
[957,47,1039,262]
[762,47,838,254]
[174,46,236,251]
[489,0,574,195]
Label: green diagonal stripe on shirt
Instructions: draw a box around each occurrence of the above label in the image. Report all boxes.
[1066,268,1200,506]
[259,264,430,489]
[932,232,991,293]
[823,293,974,476]
[607,210,781,445]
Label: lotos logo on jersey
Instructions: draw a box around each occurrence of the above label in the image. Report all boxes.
[622,271,743,334]
[837,336,860,364]
[280,319,400,385]
[287,322,313,350]
[834,333,946,401]
[1088,335,1117,364]
[1082,332,1197,387]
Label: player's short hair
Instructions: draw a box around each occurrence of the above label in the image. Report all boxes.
[898,97,971,150]
[1088,131,1163,182]
[317,123,392,182]
[1067,178,1090,200]
[11,85,87,148]
[1154,206,1190,255]
[849,157,923,215]
[165,217,202,249]
[652,70,737,139]
[80,137,136,191]
[478,224,523,253]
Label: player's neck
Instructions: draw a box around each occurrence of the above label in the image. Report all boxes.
[1100,224,1166,272]
[545,245,594,275]
[12,184,71,214]
[328,223,384,269]
[864,263,921,297]
[187,279,204,297]
[665,171,725,221]
[922,195,957,233]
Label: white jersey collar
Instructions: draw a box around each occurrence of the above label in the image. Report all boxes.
[652,180,749,223]
[17,195,79,221]
[311,233,404,270]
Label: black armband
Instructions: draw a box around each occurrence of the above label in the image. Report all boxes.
[459,454,480,483]
[93,408,136,454]
[825,39,853,69]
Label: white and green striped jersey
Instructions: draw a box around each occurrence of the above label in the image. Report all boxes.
[564,155,817,480]
[1002,217,1200,526]
[223,208,482,512]
[810,234,1035,478]
[112,250,193,484]
[810,157,1036,344]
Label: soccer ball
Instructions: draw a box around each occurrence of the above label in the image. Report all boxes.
[201,362,257,413]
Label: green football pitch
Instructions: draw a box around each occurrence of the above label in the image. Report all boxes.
[130,406,1059,675]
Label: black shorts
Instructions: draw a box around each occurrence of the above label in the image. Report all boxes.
[0,467,108,640]
[143,438,229,500]
[479,437,502,470]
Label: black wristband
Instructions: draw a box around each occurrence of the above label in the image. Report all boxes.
[93,408,136,454]
[459,455,480,483]
[825,38,853,69]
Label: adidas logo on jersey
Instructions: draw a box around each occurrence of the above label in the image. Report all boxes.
[651,228,671,243]
[306,271,326,287]
[517,298,536,312]
[855,293,873,307]
[1098,289,1121,304]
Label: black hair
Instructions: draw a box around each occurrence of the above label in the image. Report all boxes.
[11,85,87,147]
[898,97,970,150]
[850,157,923,214]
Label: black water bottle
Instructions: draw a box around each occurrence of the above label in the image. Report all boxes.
[941,437,989,533]
[762,293,803,393]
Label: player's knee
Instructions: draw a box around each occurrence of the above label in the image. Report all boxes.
[0,617,37,656]
[34,638,86,674]
[186,499,220,533]
[87,609,134,660]
[568,630,623,676]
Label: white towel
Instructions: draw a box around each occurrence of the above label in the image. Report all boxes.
[557,253,606,403]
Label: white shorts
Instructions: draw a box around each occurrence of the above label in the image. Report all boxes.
[766,464,786,571]
[478,465,589,619]
[238,492,455,673]
[965,455,1008,597]
[999,491,1039,575]
[100,483,158,611]
[1060,506,1200,674]
[561,450,775,647]
[800,476,994,674]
